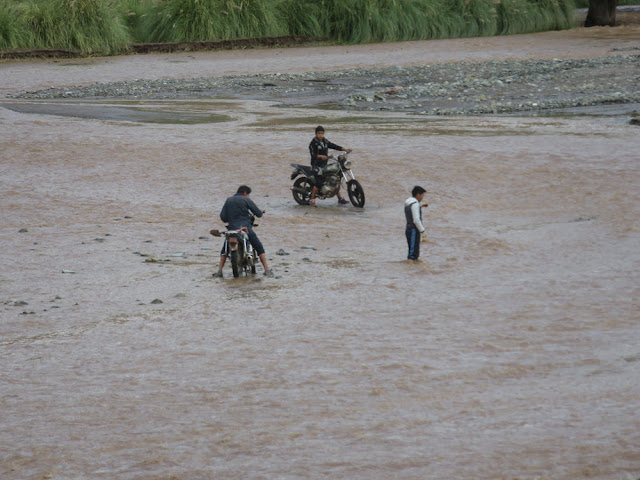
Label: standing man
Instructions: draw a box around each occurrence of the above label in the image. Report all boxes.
[404,186,428,263]
[215,185,273,277]
[308,125,352,206]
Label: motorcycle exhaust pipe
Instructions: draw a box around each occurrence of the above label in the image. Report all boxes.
[291,187,310,194]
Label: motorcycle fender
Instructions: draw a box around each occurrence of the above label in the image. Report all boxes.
[228,237,239,251]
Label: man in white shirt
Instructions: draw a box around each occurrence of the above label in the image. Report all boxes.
[404,186,428,263]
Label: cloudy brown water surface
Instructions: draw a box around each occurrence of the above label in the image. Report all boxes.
[1,24,639,480]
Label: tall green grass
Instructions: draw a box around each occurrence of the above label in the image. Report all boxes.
[278,0,575,43]
[6,0,130,54]
[137,0,287,43]
[117,0,153,43]
[2,0,580,55]
[0,1,32,49]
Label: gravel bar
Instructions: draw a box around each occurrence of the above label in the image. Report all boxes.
[13,53,640,115]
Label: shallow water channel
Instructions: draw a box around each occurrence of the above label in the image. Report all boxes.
[2,25,640,478]
[1,94,638,479]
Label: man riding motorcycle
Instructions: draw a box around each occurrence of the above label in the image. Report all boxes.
[308,125,352,206]
[214,185,273,277]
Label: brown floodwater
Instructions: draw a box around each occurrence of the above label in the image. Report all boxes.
[1,26,639,480]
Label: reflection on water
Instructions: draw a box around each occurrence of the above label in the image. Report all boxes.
[1,97,639,480]
[1,99,231,124]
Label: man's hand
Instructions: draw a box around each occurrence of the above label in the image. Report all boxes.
[421,233,427,242]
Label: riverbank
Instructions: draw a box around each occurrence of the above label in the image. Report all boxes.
[3,20,640,117]
[11,54,640,116]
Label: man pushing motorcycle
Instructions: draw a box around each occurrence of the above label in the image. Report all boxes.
[214,185,273,277]
[308,126,352,206]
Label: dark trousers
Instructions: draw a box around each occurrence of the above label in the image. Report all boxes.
[221,228,265,256]
[406,227,420,260]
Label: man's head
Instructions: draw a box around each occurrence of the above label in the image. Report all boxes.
[237,185,252,195]
[315,125,325,140]
[412,185,426,199]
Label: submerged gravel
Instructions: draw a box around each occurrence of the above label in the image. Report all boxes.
[14,53,640,115]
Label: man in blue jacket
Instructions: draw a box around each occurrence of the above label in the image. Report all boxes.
[215,185,273,277]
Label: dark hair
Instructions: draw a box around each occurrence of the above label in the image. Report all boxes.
[315,125,325,133]
[412,185,426,197]
[237,185,252,195]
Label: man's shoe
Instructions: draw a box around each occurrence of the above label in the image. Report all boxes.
[213,270,223,278]
[338,198,349,205]
[308,200,316,207]
[264,269,274,277]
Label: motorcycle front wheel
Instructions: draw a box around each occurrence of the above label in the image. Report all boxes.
[292,177,313,205]
[230,251,240,278]
[347,180,365,208]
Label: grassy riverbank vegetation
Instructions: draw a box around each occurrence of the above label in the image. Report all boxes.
[0,0,621,56]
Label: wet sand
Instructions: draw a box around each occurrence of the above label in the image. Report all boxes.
[1,24,640,480]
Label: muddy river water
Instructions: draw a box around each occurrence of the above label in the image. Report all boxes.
[1,25,640,480]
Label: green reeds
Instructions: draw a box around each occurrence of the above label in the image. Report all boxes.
[277,0,574,43]
[117,0,153,43]
[18,0,130,54]
[137,0,287,43]
[2,0,578,55]
[0,1,32,49]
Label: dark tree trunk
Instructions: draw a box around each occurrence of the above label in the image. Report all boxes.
[584,0,618,27]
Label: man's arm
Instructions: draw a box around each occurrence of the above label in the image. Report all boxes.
[411,201,425,233]
[220,202,229,223]
[326,140,343,152]
[246,198,263,218]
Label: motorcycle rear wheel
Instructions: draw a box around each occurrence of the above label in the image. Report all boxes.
[230,251,239,278]
[347,180,365,208]
[292,177,313,205]
[250,250,257,274]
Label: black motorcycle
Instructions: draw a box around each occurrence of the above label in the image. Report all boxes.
[210,214,258,278]
[290,152,365,207]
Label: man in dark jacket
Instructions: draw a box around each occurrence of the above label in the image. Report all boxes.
[215,185,272,277]
[308,125,352,206]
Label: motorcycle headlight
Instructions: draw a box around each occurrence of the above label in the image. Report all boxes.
[343,159,352,169]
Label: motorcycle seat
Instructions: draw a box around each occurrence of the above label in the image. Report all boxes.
[290,163,313,176]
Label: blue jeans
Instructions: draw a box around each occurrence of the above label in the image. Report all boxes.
[406,227,420,260]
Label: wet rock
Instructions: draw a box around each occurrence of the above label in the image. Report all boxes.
[61,269,76,274]
[300,246,316,250]
[174,293,187,298]
[630,118,640,125]
[151,299,163,304]
[18,228,28,233]
[14,300,28,306]
[94,237,106,242]
[302,257,312,262]
[276,249,290,255]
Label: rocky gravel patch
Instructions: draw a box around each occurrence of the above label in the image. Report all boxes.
[13,54,640,115]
